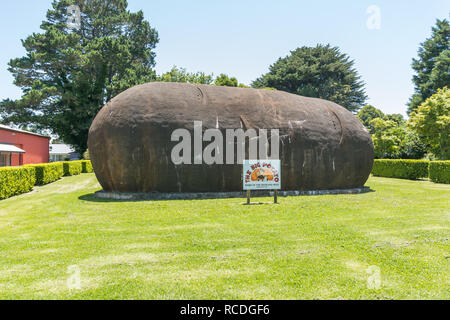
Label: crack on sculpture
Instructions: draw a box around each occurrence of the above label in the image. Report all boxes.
[323,104,344,145]
[196,86,204,102]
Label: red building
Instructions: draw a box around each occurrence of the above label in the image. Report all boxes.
[0,125,50,167]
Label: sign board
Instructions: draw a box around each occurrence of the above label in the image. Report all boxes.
[243,160,281,190]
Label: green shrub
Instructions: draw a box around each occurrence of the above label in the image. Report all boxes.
[372,159,429,180]
[26,163,64,186]
[81,160,93,173]
[0,167,36,200]
[429,161,450,184]
[61,161,82,176]
[83,149,90,160]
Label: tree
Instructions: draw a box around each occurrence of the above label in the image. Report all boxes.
[0,0,159,153]
[409,87,450,160]
[214,74,238,87]
[398,130,427,160]
[252,44,367,112]
[371,118,404,158]
[83,148,90,160]
[356,104,425,158]
[408,19,450,114]
[357,105,385,133]
[158,66,214,84]
[158,69,248,87]
[361,107,426,159]
[357,105,405,133]
[384,113,404,125]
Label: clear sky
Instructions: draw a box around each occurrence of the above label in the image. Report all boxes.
[0,0,449,117]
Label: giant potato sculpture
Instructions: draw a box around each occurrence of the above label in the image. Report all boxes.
[88,82,374,193]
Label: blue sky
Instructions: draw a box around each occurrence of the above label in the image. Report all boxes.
[0,0,449,117]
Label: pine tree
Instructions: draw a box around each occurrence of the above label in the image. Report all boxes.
[0,0,159,153]
[408,18,450,115]
[252,44,367,112]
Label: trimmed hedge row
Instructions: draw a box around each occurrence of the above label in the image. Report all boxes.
[61,161,82,176]
[81,160,93,173]
[372,160,429,180]
[0,160,94,200]
[429,161,450,184]
[0,167,36,200]
[25,162,64,186]
[372,159,450,183]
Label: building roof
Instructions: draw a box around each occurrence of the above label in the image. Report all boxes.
[0,143,26,154]
[0,124,50,139]
[49,144,75,155]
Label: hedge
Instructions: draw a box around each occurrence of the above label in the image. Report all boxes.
[81,160,93,173]
[0,167,36,200]
[61,161,83,176]
[25,162,64,186]
[429,161,450,184]
[0,161,94,201]
[372,159,429,180]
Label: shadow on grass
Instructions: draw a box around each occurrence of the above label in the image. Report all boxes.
[78,193,249,203]
[78,193,140,203]
[78,194,284,205]
[78,187,375,204]
[243,202,280,206]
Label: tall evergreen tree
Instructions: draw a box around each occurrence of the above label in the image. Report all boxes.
[252,44,367,112]
[0,0,159,152]
[408,18,450,114]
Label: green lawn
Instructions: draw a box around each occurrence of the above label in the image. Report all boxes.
[0,173,449,300]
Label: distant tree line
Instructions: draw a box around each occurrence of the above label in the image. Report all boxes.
[356,17,449,161]
[358,87,449,160]
[156,66,248,88]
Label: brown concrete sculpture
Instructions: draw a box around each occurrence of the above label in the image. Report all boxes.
[88,82,374,193]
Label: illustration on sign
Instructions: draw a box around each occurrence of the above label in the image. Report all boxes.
[243,160,281,190]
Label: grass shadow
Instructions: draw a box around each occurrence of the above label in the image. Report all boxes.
[78,193,143,203]
[79,187,375,204]
[78,193,248,203]
[242,202,280,206]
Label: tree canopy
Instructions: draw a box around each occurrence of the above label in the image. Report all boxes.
[370,117,426,160]
[157,66,214,84]
[0,0,159,153]
[357,105,385,133]
[357,105,426,159]
[370,118,404,159]
[157,67,248,87]
[252,44,367,112]
[408,87,450,160]
[214,74,238,87]
[408,18,450,114]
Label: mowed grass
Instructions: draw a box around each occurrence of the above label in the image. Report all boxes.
[0,173,448,300]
